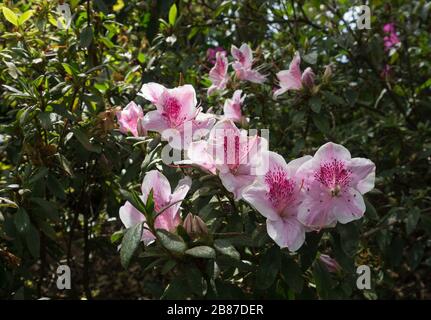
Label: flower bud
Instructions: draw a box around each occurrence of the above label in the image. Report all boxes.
[319,254,341,273]
[323,64,333,83]
[183,213,208,238]
[137,118,147,136]
[183,213,194,235]
[192,215,208,236]
[301,67,315,89]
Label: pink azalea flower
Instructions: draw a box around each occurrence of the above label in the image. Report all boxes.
[319,254,341,273]
[186,119,267,199]
[208,51,229,96]
[140,82,215,149]
[231,43,267,84]
[207,47,226,65]
[116,101,145,137]
[119,170,191,245]
[296,142,376,230]
[223,90,245,123]
[242,151,311,251]
[274,52,315,99]
[383,23,400,51]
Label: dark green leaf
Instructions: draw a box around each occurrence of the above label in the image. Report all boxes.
[14,208,30,234]
[156,229,187,254]
[309,96,321,113]
[185,246,216,259]
[72,128,101,153]
[120,223,143,268]
[80,25,93,48]
[256,246,281,290]
[214,239,240,260]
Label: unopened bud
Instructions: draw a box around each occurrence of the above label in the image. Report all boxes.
[183,213,194,235]
[319,254,341,273]
[301,67,315,89]
[183,213,208,238]
[323,64,333,83]
[192,215,208,235]
[137,118,147,136]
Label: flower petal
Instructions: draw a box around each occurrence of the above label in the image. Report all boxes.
[139,82,166,104]
[168,84,197,120]
[219,171,256,200]
[142,110,169,133]
[266,217,306,252]
[141,170,172,210]
[167,176,192,218]
[314,142,352,163]
[332,188,366,224]
[119,201,146,229]
[348,157,376,194]
[242,182,279,220]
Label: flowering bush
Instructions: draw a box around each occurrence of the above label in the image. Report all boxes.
[0,0,430,300]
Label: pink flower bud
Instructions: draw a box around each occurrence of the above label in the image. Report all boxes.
[319,254,341,273]
[301,67,315,89]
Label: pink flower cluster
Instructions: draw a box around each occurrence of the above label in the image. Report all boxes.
[383,23,400,52]
[115,48,376,253]
[208,43,267,95]
[274,51,316,98]
[242,142,375,251]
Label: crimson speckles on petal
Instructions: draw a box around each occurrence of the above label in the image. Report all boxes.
[264,167,295,210]
[314,158,352,196]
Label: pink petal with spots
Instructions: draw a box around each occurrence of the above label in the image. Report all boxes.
[266,217,306,252]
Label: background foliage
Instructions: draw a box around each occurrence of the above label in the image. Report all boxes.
[0,0,430,299]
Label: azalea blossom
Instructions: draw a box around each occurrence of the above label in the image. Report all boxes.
[223,90,246,123]
[119,170,191,245]
[383,23,400,51]
[319,254,341,273]
[116,101,145,137]
[231,43,267,84]
[274,52,315,98]
[242,151,311,251]
[296,142,376,230]
[186,119,267,199]
[208,51,229,96]
[140,82,215,149]
[207,46,226,65]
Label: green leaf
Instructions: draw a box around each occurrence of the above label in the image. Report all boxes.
[2,7,19,27]
[46,174,66,200]
[168,3,177,25]
[405,207,421,235]
[120,223,143,268]
[156,229,187,254]
[161,259,177,274]
[408,243,424,270]
[110,230,124,244]
[337,223,359,256]
[14,208,30,234]
[25,224,40,258]
[119,189,147,217]
[214,239,240,260]
[313,261,334,299]
[30,197,60,222]
[62,63,76,77]
[281,255,304,293]
[364,197,378,221]
[80,25,93,49]
[72,128,102,153]
[303,51,318,64]
[312,114,330,134]
[309,96,321,113]
[185,246,216,259]
[256,246,281,290]
[18,10,33,25]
